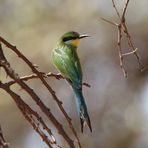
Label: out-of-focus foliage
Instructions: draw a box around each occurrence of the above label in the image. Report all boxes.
[0,0,148,148]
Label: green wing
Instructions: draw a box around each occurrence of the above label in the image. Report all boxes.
[52,46,82,89]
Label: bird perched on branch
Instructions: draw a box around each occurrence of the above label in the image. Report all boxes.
[52,31,92,133]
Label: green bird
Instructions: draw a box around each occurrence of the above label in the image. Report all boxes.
[52,31,92,133]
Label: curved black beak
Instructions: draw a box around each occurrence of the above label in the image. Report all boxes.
[79,34,90,39]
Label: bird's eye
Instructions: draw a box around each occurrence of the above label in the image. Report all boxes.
[63,36,78,42]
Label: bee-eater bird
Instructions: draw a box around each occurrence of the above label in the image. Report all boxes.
[52,31,92,133]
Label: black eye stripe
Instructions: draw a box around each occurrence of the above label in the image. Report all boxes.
[63,36,78,42]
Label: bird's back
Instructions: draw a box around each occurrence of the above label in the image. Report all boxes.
[52,43,82,89]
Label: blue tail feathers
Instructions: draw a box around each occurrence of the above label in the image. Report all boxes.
[73,87,92,133]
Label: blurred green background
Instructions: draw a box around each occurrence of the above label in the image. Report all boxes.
[0,0,148,147]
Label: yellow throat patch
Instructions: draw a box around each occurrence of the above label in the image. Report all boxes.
[72,39,80,47]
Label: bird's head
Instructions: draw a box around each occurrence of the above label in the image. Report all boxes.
[60,31,90,48]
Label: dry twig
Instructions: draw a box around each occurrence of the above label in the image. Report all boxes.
[0,36,82,148]
[0,41,77,147]
[100,0,144,77]
[6,72,91,89]
[0,126,9,148]
[0,82,58,148]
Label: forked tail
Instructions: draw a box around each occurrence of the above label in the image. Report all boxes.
[73,87,92,133]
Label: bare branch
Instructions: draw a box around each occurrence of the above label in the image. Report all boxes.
[7,72,90,91]
[122,48,138,56]
[0,82,57,148]
[117,25,127,77]
[100,0,144,77]
[0,126,9,148]
[112,0,121,20]
[100,17,118,26]
[122,0,130,19]
[6,72,62,86]
[0,35,82,148]
[122,24,144,71]
[0,43,75,147]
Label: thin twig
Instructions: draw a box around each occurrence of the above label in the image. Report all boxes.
[6,72,62,86]
[100,0,144,77]
[112,0,121,20]
[117,24,127,77]
[122,24,144,71]
[122,0,130,19]
[7,72,91,89]
[122,48,138,56]
[0,126,9,148]
[100,17,118,26]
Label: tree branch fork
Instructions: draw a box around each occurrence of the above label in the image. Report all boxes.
[100,0,144,77]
